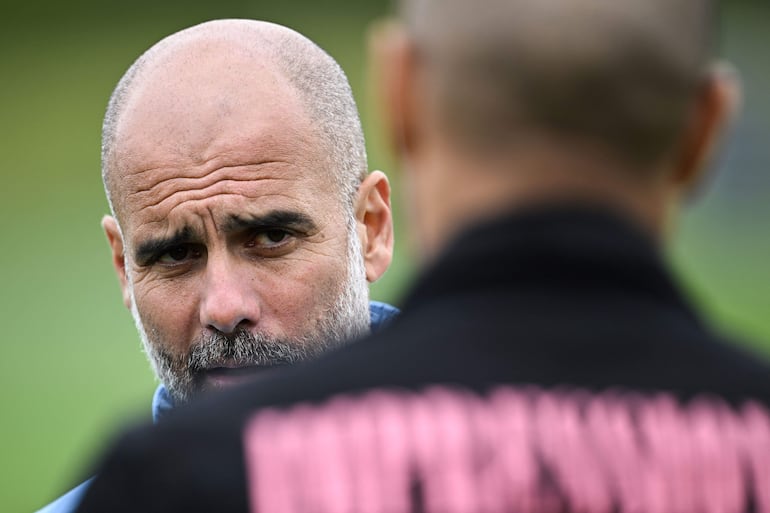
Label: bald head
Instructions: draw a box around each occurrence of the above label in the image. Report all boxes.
[102,19,366,223]
[400,0,715,167]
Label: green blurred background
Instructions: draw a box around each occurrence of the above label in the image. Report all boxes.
[0,1,768,510]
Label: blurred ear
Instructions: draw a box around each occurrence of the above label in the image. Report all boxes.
[674,62,742,192]
[368,19,419,160]
[355,171,394,282]
[102,215,132,310]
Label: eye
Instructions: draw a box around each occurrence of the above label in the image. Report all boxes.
[264,230,288,244]
[157,244,203,265]
[246,229,295,253]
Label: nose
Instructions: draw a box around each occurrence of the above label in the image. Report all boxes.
[199,256,260,334]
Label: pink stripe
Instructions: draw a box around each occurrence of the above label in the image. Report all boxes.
[534,390,612,513]
[404,386,442,512]
[465,388,508,513]
[302,397,355,513]
[424,387,480,513]
[638,394,696,513]
[282,405,323,513]
[742,402,770,513]
[585,392,647,513]
[689,398,744,513]
[490,387,557,513]
[244,406,311,513]
[244,409,284,513]
[369,391,412,513]
[243,386,770,513]
[331,394,383,513]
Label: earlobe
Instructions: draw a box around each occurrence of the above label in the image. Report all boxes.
[675,62,742,192]
[355,171,394,282]
[102,215,133,310]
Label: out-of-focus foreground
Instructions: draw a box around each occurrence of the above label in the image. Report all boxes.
[0,1,767,510]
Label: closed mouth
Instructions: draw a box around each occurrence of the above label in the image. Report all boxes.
[205,365,270,377]
[200,363,287,388]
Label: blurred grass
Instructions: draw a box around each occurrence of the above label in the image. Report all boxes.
[0,1,767,511]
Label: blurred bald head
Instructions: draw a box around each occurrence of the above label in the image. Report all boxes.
[375,0,735,256]
[400,0,715,166]
[102,19,366,223]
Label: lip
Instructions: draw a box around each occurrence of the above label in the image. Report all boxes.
[201,364,281,389]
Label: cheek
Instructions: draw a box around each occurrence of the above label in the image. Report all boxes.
[132,279,200,352]
[258,259,346,336]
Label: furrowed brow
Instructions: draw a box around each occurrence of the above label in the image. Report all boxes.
[224,211,319,234]
[134,226,199,264]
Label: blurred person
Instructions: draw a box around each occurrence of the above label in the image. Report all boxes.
[76,1,770,512]
[37,18,396,513]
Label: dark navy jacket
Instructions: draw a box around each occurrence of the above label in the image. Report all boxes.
[76,206,770,513]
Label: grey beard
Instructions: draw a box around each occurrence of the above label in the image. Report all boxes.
[149,329,349,404]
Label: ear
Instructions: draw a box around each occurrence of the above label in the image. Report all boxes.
[102,215,133,310]
[673,62,742,192]
[368,19,420,159]
[354,171,394,282]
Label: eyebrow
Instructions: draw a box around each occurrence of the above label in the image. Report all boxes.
[223,210,318,234]
[132,210,319,265]
[134,226,200,265]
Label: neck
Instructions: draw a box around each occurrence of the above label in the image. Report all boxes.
[409,139,674,261]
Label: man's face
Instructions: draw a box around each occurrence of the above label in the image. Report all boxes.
[104,46,371,402]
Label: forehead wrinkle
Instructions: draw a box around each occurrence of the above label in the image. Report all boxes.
[125,156,292,181]
[112,109,328,217]
[124,161,296,213]
[126,163,292,203]
[133,179,296,225]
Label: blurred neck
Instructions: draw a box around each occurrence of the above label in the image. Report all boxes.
[407,136,676,261]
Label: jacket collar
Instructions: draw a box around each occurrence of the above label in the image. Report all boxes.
[401,204,698,324]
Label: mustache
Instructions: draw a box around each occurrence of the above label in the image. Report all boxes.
[186,329,309,373]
